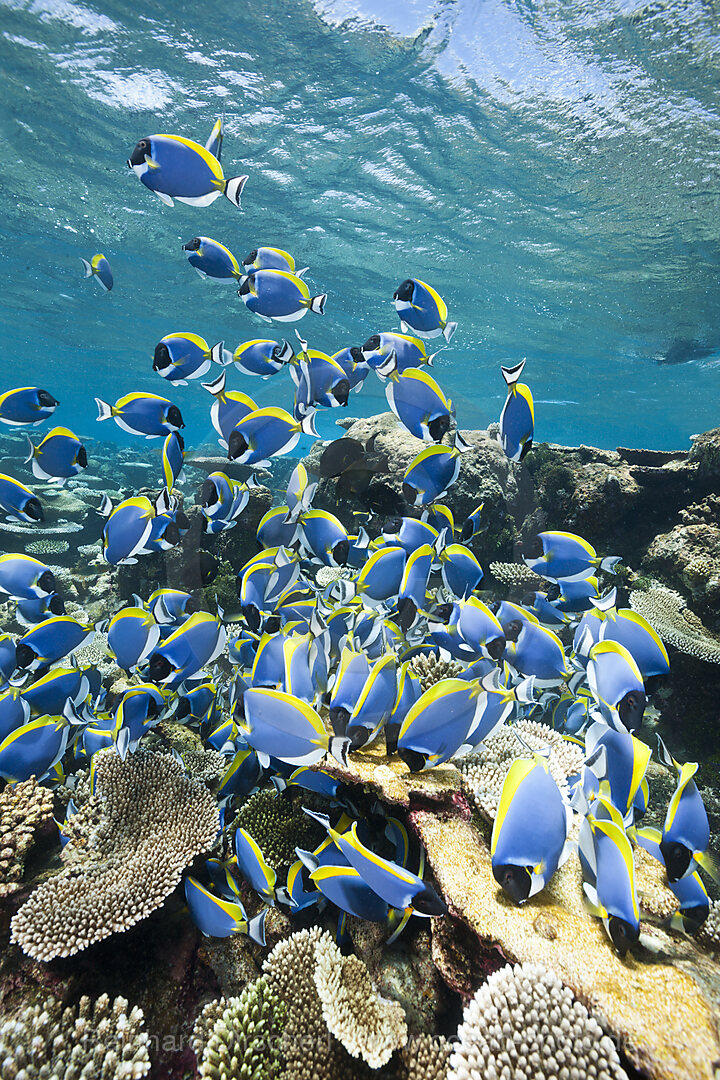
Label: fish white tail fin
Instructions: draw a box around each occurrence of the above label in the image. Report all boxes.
[600,555,622,573]
[300,411,319,437]
[501,359,526,386]
[454,430,473,453]
[328,735,351,766]
[95,397,113,422]
[514,675,537,704]
[210,341,230,366]
[247,910,267,946]
[224,174,248,207]
[309,293,326,315]
[202,371,226,397]
[443,321,458,342]
[23,437,35,464]
[590,588,617,612]
[276,339,294,364]
[80,258,93,278]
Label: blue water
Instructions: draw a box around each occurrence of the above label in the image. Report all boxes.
[2,0,720,451]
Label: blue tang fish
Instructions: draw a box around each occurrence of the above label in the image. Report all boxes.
[498,360,534,462]
[101,495,156,565]
[127,133,247,207]
[115,684,167,755]
[153,332,228,385]
[290,344,350,412]
[80,253,113,291]
[148,588,198,625]
[16,592,65,628]
[397,543,434,628]
[227,406,317,466]
[237,269,326,322]
[436,541,483,599]
[241,687,350,767]
[579,721,652,826]
[361,331,438,372]
[95,393,184,438]
[146,611,226,688]
[392,278,457,341]
[384,365,454,442]
[356,545,406,606]
[200,471,251,534]
[0,474,43,522]
[0,688,30,742]
[161,431,185,491]
[234,828,277,905]
[668,871,709,935]
[402,434,471,507]
[0,713,69,782]
[330,347,369,390]
[185,877,266,943]
[586,640,646,732]
[579,811,639,954]
[15,616,93,673]
[0,387,58,427]
[202,370,258,450]
[598,604,670,680]
[298,509,349,567]
[25,427,87,484]
[343,652,397,750]
[107,606,161,672]
[242,246,306,274]
[231,338,294,378]
[22,668,88,719]
[0,554,54,600]
[522,530,621,582]
[503,619,570,685]
[256,506,298,549]
[491,754,570,902]
[382,515,438,554]
[397,677,489,771]
[182,236,241,280]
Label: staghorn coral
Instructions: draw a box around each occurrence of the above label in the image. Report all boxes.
[408,652,463,693]
[448,961,628,1080]
[630,583,720,663]
[0,993,150,1079]
[262,927,405,1079]
[0,777,54,899]
[398,1035,451,1080]
[231,788,325,875]
[313,931,407,1068]
[25,538,70,555]
[459,719,584,820]
[489,562,544,589]
[11,748,218,961]
[191,977,285,1080]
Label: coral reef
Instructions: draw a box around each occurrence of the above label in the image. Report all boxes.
[10,748,218,961]
[191,977,285,1080]
[0,993,150,1079]
[448,961,628,1080]
[642,525,720,631]
[0,778,54,899]
[459,720,584,820]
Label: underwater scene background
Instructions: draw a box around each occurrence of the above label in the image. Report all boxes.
[1,1,720,1079]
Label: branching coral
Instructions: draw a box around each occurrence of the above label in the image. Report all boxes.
[313,931,407,1068]
[231,789,325,875]
[191,977,286,1080]
[25,538,70,555]
[0,993,150,1079]
[408,653,463,693]
[398,1035,451,1080]
[0,777,54,899]
[489,562,544,589]
[460,720,583,820]
[448,962,628,1080]
[11,748,218,961]
[629,582,720,663]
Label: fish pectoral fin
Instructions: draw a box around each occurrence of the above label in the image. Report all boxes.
[154,191,174,207]
[695,850,720,882]
[144,154,161,170]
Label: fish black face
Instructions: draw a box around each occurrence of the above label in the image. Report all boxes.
[492,863,531,904]
[384,516,402,536]
[348,728,369,751]
[147,652,173,683]
[37,570,56,594]
[175,433,185,452]
[24,498,43,522]
[332,539,349,567]
[242,603,261,633]
[519,440,533,461]
[607,915,639,956]
[183,237,202,251]
[460,520,473,542]
[362,334,381,352]
[363,482,404,516]
[398,748,427,773]
[617,689,646,732]
[263,615,281,634]
[243,249,258,266]
[428,415,451,443]
[393,279,414,303]
[14,643,36,671]
[397,597,417,633]
[412,885,448,917]
[329,706,350,736]
[334,380,350,407]
[129,139,150,167]
[48,594,65,615]
[545,583,561,602]
[77,447,88,469]
[167,405,184,430]
[319,437,364,478]
[504,620,523,643]
[349,347,364,364]
[153,343,172,371]
[174,698,191,720]
[660,839,692,883]
[163,522,180,546]
[401,482,416,505]
[433,603,454,624]
[486,635,506,661]
[184,596,200,615]
[678,904,709,935]
[237,278,252,296]
[522,535,543,560]
[227,430,248,461]
[175,509,190,531]
[201,479,218,508]
[198,551,218,585]
[384,722,400,756]
[38,389,58,408]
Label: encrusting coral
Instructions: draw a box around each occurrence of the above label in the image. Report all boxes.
[630,582,720,663]
[448,961,628,1080]
[191,977,286,1080]
[408,653,464,693]
[262,926,407,1078]
[0,993,150,1079]
[460,719,584,820]
[10,748,218,961]
[0,776,54,899]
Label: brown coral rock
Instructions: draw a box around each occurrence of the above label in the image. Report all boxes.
[0,777,53,899]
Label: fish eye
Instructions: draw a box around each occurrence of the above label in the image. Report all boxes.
[37,389,58,408]
[608,915,638,956]
[349,346,364,363]
[244,249,258,265]
[412,885,447,917]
